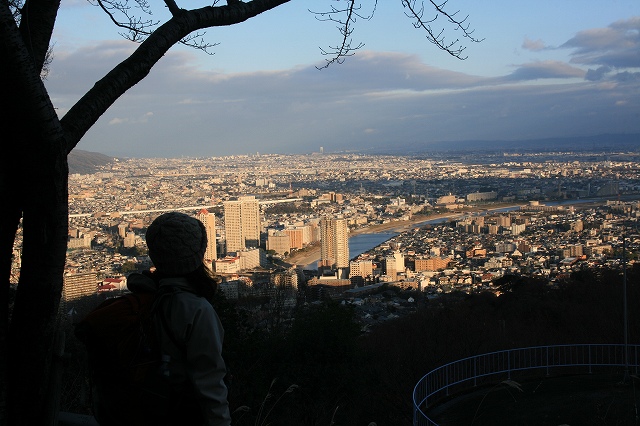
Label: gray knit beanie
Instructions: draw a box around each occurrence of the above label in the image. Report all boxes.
[146,212,207,275]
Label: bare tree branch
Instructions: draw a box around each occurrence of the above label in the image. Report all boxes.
[88,0,481,69]
[164,0,181,16]
[310,0,377,69]
[90,0,230,52]
[12,0,60,76]
[402,0,483,60]
[312,0,482,68]
[91,0,159,43]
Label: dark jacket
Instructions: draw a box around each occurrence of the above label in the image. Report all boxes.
[128,273,231,426]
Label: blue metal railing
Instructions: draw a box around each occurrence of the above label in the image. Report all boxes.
[413,344,640,426]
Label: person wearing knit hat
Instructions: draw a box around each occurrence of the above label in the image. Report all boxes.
[146,211,208,275]
[120,212,231,425]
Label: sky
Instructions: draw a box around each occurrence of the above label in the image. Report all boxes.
[48,0,640,158]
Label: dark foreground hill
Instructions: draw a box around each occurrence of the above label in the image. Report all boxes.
[58,265,640,425]
[68,149,115,174]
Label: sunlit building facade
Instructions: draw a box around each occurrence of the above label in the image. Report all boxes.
[320,216,349,278]
[224,196,261,253]
[196,208,217,262]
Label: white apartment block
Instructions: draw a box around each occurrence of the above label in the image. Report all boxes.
[224,196,261,253]
[238,247,267,270]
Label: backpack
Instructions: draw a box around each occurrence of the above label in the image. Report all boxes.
[75,288,202,426]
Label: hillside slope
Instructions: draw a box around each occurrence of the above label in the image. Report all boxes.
[68,149,115,174]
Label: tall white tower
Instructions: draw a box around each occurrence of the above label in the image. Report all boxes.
[320,216,349,278]
[223,196,261,253]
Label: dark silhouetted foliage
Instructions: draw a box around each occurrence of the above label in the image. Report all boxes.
[61,265,640,425]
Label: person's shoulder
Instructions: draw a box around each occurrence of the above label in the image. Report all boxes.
[173,288,209,306]
[126,272,157,293]
[159,279,212,312]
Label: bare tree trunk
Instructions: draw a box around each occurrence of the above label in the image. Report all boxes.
[0,90,69,426]
[0,77,23,423]
[0,107,69,426]
[0,6,30,423]
[0,161,22,426]
[8,142,68,425]
[1,2,69,423]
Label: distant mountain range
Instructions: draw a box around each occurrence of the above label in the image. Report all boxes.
[366,133,640,155]
[68,149,116,174]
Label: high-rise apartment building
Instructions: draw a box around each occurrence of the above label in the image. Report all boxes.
[497,215,511,227]
[63,272,98,302]
[384,251,404,281]
[123,231,136,248]
[319,216,349,277]
[349,259,373,279]
[117,223,128,238]
[284,228,305,250]
[196,209,217,262]
[224,196,261,253]
[267,230,290,256]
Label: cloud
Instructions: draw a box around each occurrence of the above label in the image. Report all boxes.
[522,37,547,51]
[178,99,208,105]
[613,71,640,82]
[48,40,205,99]
[48,40,138,99]
[585,66,611,81]
[108,112,154,125]
[108,117,126,125]
[504,60,586,81]
[562,17,640,69]
[46,36,639,158]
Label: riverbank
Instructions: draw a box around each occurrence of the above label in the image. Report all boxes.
[284,204,523,267]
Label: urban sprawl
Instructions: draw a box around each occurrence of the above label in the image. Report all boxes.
[11,151,640,329]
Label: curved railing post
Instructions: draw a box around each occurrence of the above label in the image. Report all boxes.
[546,346,549,376]
[445,365,449,396]
[473,357,477,387]
[413,344,640,426]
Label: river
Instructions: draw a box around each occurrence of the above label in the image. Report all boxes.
[301,197,635,270]
[304,216,457,269]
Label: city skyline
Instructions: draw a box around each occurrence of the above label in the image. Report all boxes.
[47,2,639,157]
[55,151,640,293]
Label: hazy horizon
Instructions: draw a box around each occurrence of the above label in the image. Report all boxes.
[70,133,639,161]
